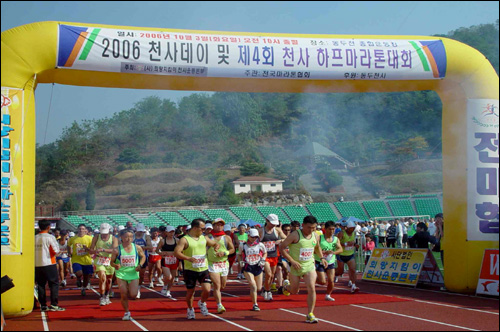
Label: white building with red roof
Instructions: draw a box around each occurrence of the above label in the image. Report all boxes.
[232,176,285,194]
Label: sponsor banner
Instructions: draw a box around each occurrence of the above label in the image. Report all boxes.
[476,249,499,296]
[467,99,499,241]
[362,248,428,287]
[1,88,24,254]
[418,251,444,286]
[57,24,446,81]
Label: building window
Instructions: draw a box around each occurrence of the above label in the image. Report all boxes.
[240,184,246,187]
[271,184,276,187]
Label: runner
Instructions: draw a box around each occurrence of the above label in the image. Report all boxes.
[55,230,70,288]
[238,228,267,311]
[133,223,153,299]
[174,219,220,320]
[234,224,248,280]
[147,227,164,288]
[89,223,118,306]
[224,224,237,277]
[336,220,360,293]
[207,218,235,314]
[68,224,94,296]
[280,216,327,324]
[110,229,146,321]
[258,214,287,301]
[157,225,178,298]
[314,221,343,301]
[276,223,291,294]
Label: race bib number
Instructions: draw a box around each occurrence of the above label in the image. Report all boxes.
[76,244,87,256]
[299,248,314,262]
[97,256,111,266]
[211,261,228,273]
[344,243,355,251]
[121,255,136,267]
[323,253,334,262]
[246,254,261,265]
[264,241,276,252]
[163,255,177,265]
[192,255,206,269]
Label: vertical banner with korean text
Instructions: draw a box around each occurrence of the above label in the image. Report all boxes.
[476,249,499,296]
[1,88,23,254]
[467,100,499,241]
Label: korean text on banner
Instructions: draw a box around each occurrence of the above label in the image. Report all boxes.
[57,24,447,81]
[362,248,428,286]
[467,100,499,242]
[476,249,499,296]
[1,88,23,254]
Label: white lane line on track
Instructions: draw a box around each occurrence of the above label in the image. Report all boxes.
[350,305,480,331]
[207,313,253,331]
[332,285,500,316]
[41,311,50,331]
[279,308,362,331]
[130,317,149,331]
[141,285,178,301]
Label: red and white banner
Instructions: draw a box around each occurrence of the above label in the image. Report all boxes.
[476,249,499,296]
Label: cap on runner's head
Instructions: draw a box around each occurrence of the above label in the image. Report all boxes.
[166,226,175,233]
[69,232,75,237]
[248,229,259,238]
[118,225,125,231]
[213,218,225,225]
[205,223,213,229]
[136,223,146,232]
[238,223,247,229]
[224,224,232,232]
[266,214,279,225]
[99,223,111,234]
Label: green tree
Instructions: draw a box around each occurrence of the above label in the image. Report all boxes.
[85,181,96,211]
[61,195,80,212]
[241,161,269,176]
[217,182,241,205]
[118,148,141,164]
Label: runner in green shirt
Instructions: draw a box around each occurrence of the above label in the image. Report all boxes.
[279,216,327,324]
[174,218,220,320]
[314,221,343,302]
[110,229,146,321]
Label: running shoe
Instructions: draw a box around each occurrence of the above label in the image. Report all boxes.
[100,297,107,306]
[122,312,131,321]
[251,304,260,312]
[334,276,339,283]
[217,304,226,314]
[48,305,66,312]
[198,300,209,316]
[165,291,172,299]
[187,308,196,320]
[158,279,164,286]
[136,290,141,299]
[87,283,92,290]
[282,280,291,296]
[105,296,112,305]
[40,306,49,312]
[267,292,273,301]
[76,279,82,288]
[325,295,335,302]
[270,283,277,292]
[70,273,76,279]
[61,280,67,287]
[306,313,319,324]
[348,280,353,287]
[149,281,154,288]
[350,284,360,293]
[81,289,86,296]
[160,288,168,296]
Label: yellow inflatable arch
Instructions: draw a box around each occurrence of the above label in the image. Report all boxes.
[1,21,498,316]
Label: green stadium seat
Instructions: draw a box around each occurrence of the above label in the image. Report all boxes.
[362,201,392,218]
[257,206,291,224]
[414,198,442,218]
[203,209,238,222]
[229,207,265,224]
[177,209,208,223]
[387,200,416,217]
[306,203,337,223]
[282,206,310,222]
[333,202,368,221]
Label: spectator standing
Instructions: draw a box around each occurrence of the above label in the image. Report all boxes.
[409,222,437,249]
[386,221,397,248]
[363,235,376,266]
[35,220,65,311]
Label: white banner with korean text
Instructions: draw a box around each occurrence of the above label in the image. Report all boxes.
[467,99,499,242]
[57,24,447,81]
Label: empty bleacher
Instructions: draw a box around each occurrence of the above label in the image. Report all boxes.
[333,201,368,221]
[282,206,310,222]
[229,206,266,224]
[387,199,416,217]
[415,198,442,217]
[362,201,391,219]
[203,209,238,223]
[177,209,208,223]
[257,206,291,224]
[306,203,337,223]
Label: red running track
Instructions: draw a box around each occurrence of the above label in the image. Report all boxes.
[3,274,498,331]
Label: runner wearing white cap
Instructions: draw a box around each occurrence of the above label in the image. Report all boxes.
[336,220,360,293]
[238,228,267,311]
[207,218,235,314]
[157,225,178,298]
[235,224,248,280]
[258,214,287,301]
[147,227,163,288]
[90,223,118,306]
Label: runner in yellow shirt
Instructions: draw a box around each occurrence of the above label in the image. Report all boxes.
[68,224,94,296]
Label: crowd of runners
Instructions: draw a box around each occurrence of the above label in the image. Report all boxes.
[36,213,442,324]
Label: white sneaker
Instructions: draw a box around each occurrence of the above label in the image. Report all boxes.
[198,300,209,316]
[99,297,106,306]
[325,295,335,302]
[351,284,360,293]
[165,291,172,298]
[158,279,164,286]
[61,280,67,287]
[122,312,131,321]
[149,281,154,288]
[268,292,273,301]
[87,283,92,290]
[136,290,141,299]
[187,308,196,320]
[348,280,353,287]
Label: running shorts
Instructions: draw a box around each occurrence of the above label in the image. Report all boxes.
[148,255,161,264]
[338,254,355,264]
[72,263,94,275]
[57,257,70,264]
[243,264,263,277]
[315,261,336,273]
[183,269,211,289]
[266,256,279,267]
